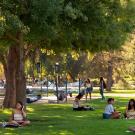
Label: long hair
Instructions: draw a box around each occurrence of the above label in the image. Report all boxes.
[87,78,91,83]
[100,77,106,84]
[100,77,104,82]
[16,101,23,110]
[75,93,83,100]
[128,99,135,110]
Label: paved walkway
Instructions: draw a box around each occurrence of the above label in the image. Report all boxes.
[34,92,135,104]
[1,92,135,105]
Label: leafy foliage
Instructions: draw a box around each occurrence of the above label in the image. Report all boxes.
[0,0,135,52]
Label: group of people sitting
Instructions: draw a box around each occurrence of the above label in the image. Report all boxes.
[73,91,135,121]
[103,98,135,120]
[103,98,135,132]
[72,96,135,132]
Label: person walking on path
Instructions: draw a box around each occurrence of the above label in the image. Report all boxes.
[99,77,106,100]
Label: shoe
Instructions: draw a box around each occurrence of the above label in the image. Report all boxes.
[2,122,7,128]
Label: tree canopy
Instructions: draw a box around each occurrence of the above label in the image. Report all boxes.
[0,0,134,51]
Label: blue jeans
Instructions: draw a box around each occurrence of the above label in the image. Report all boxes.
[86,88,92,94]
[103,113,112,119]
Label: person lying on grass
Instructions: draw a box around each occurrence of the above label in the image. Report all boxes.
[125,99,135,119]
[73,94,94,111]
[103,98,120,119]
[9,101,30,126]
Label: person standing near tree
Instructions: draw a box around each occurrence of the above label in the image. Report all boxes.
[84,79,93,101]
[99,77,106,100]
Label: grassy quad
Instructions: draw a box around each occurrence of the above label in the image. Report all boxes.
[0,93,135,135]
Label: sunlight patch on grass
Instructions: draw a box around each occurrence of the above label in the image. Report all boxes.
[42,115,62,118]
[45,104,71,107]
[5,128,15,131]
[119,106,126,110]
[75,115,86,118]
[52,115,61,118]
[41,115,49,118]
[4,132,16,135]
[4,128,17,135]
[27,107,34,112]
[2,109,12,115]
[59,130,74,135]
[48,125,54,128]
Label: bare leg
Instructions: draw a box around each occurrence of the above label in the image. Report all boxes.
[9,120,30,126]
[89,93,91,100]
[112,112,120,119]
[86,94,88,102]
[9,121,20,126]
[22,120,30,126]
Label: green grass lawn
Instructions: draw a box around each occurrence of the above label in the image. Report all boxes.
[0,97,135,135]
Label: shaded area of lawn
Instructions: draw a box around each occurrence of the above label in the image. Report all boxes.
[0,98,135,135]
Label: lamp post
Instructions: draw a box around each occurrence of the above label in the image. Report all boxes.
[78,74,81,94]
[46,75,49,97]
[55,62,60,103]
[41,61,43,95]
[65,74,68,102]
[36,62,43,95]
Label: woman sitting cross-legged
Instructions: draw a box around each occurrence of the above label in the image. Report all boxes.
[125,99,135,119]
[9,101,30,126]
[103,98,120,119]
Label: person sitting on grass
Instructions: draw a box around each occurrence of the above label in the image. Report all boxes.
[73,94,94,111]
[125,99,135,119]
[9,101,30,126]
[103,98,120,119]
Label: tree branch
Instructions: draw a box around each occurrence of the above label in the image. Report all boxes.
[24,44,36,59]
[6,33,20,44]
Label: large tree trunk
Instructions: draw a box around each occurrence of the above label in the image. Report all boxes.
[3,45,17,107]
[16,33,26,103]
[106,61,113,91]
[3,33,26,108]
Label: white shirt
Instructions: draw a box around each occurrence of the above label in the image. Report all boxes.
[73,101,79,108]
[14,113,23,121]
[104,104,114,114]
[86,83,92,88]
